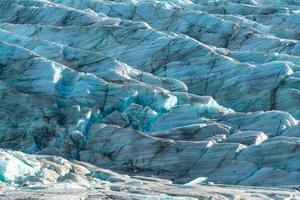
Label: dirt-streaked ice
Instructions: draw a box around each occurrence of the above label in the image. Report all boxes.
[1,0,300,199]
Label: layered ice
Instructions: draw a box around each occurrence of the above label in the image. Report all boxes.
[1,0,300,199]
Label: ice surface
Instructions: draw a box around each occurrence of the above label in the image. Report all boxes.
[1,0,300,199]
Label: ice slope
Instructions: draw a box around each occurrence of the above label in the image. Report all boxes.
[1,149,300,200]
[1,0,300,199]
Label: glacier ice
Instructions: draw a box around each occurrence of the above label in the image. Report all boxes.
[1,0,300,199]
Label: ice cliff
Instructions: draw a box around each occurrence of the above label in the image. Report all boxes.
[1,0,300,199]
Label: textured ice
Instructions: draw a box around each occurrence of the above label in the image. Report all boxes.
[0,151,38,183]
[1,0,300,199]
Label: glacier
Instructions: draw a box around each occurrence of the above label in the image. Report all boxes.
[1,0,300,199]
